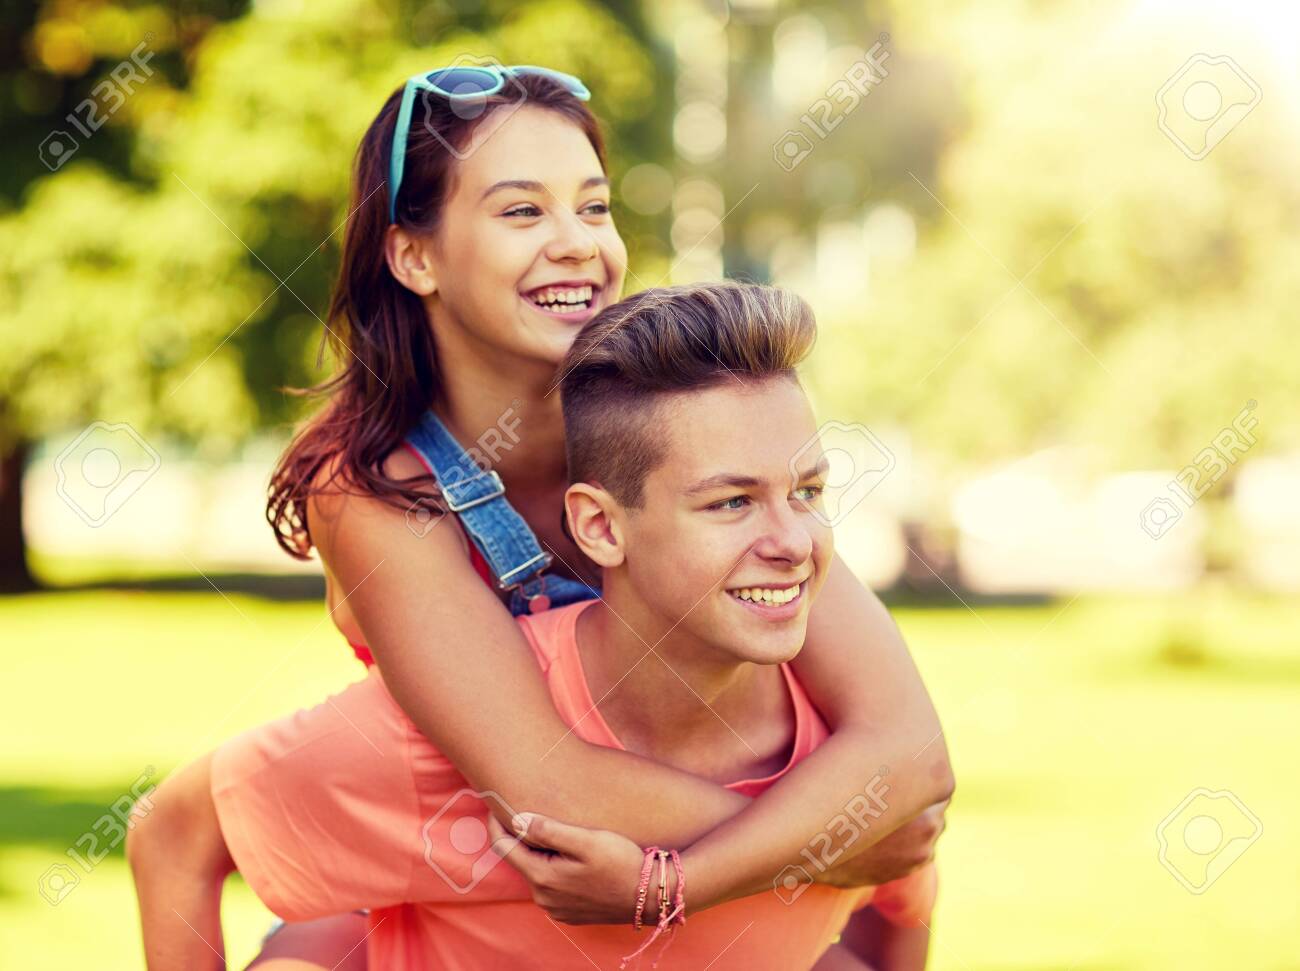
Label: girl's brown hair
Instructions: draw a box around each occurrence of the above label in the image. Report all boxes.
[268,73,607,558]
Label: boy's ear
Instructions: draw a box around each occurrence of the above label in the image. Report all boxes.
[384,225,439,296]
[564,483,625,568]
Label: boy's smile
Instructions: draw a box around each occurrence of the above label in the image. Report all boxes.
[725,579,810,620]
[584,375,832,682]
[569,375,833,777]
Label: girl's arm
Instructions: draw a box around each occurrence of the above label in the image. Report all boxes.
[320,464,952,915]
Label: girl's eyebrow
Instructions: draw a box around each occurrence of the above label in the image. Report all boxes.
[480,176,609,201]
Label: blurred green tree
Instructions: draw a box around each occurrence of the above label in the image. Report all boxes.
[804,2,1300,486]
[0,0,665,589]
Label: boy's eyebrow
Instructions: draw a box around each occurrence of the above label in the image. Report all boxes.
[684,473,763,496]
[684,456,830,496]
[480,176,609,201]
[795,455,832,480]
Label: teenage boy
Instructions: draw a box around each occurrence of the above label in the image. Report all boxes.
[138,281,940,969]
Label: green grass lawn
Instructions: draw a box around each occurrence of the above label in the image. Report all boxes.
[1,582,1295,969]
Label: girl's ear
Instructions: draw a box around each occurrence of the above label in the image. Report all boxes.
[564,483,625,569]
[384,225,439,296]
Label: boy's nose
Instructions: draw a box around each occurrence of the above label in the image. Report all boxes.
[753,506,814,565]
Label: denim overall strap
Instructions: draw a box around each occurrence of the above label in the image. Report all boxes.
[404,409,553,593]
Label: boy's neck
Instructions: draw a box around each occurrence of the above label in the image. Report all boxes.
[574,583,796,785]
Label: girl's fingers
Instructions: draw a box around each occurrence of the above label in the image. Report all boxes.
[486,812,539,874]
[506,812,594,861]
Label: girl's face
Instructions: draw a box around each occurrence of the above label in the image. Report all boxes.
[425,106,628,370]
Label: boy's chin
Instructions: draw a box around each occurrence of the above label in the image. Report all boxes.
[728,634,806,667]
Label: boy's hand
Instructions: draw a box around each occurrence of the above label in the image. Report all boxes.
[816,799,948,889]
[487,812,646,924]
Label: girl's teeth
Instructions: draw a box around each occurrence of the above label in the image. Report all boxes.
[529,285,594,311]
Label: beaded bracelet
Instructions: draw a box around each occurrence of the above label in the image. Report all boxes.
[656,850,669,925]
[632,845,660,932]
[622,847,687,969]
[669,848,686,925]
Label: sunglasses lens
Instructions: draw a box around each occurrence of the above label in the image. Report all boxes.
[426,66,500,97]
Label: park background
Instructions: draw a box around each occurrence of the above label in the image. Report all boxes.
[2,0,1298,967]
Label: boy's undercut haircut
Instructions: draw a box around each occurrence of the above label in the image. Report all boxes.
[560,280,817,507]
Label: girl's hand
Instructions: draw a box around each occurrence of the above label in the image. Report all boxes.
[487,812,647,925]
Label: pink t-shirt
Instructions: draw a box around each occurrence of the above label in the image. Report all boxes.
[212,600,935,970]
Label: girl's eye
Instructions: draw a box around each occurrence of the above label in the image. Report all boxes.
[793,485,823,503]
[503,204,543,218]
[710,496,749,511]
[581,201,610,216]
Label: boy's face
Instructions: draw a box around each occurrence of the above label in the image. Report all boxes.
[618,376,833,666]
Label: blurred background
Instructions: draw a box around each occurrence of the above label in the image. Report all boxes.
[2,0,1297,967]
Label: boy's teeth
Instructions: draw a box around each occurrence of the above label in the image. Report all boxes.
[732,584,800,605]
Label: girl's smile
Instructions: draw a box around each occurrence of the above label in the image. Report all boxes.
[520,278,606,324]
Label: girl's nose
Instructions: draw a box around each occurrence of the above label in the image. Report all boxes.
[547,210,600,263]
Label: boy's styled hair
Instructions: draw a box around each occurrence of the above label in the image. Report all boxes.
[560,281,817,507]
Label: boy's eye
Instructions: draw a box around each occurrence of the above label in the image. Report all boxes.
[503,204,543,218]
[710,495,749,511]
[793,485,823,503]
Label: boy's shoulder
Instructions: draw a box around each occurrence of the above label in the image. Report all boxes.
[515,599,595,675]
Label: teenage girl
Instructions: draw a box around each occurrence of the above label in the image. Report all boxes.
[128,66,953,969]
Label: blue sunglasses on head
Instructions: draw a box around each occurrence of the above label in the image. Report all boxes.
[388,64,592,223]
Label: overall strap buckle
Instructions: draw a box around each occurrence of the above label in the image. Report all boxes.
[441,469,505,513]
